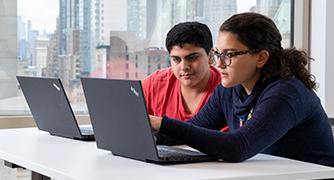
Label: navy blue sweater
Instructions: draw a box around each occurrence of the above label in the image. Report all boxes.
[158,78,334,167]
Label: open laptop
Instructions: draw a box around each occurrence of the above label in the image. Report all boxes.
[17,76,94,141]
[81,77,214,163]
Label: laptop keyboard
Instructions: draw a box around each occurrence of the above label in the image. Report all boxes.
[157,145,208,159]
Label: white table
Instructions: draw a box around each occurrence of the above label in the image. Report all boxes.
[0,128,333,180]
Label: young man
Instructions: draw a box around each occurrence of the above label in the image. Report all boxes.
[142,22,221,121]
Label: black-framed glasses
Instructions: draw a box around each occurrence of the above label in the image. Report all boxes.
[210,49,261,67]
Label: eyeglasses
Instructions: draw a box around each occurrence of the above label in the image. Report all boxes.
[210,49,261,67]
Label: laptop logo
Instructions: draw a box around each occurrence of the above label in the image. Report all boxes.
[53,83,61,91]
[130,86,139,97]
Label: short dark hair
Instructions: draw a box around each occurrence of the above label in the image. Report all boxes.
[220,12,316,90]
[165,21,213,54]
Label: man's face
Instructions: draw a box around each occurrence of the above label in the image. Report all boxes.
[169,43,211,88]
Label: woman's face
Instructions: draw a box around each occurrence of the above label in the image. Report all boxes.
[214,31,263,94]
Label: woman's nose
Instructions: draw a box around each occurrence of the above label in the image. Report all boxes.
[215,59,226,69]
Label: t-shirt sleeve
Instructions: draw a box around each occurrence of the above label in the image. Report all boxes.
[141,75,154,115]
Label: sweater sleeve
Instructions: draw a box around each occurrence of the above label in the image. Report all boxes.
[190,86,227,127]
[159,95,297,162]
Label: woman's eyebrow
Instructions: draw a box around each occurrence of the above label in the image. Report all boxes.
[214,48,238,53]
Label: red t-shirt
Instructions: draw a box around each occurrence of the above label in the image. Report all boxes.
[142,66,221,121]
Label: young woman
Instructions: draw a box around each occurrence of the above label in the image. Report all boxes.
[150,12,334,167]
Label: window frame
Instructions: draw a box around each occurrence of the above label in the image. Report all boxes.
[0,0,308,127]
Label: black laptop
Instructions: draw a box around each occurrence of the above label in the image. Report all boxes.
[17,76,94,141]
[81,77,214,163]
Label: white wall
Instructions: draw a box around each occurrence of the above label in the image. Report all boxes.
[0,0,18,99]
[310,0,334,118]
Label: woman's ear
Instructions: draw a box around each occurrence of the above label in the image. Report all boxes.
[256,50,269,68]
[208,52,214,65]
[209,53,215,65]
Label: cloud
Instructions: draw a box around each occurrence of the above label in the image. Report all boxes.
[17,0,58,33]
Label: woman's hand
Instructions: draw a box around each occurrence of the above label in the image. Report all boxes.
[149,115,163,131]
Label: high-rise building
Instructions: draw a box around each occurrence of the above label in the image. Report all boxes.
[17,16,26,40]
[59,0,67,55]
[127,0,142,38]
[59,0,80,55]
[25,21,35,66]
[92,0,127,78]
[256,0,283,18]
[58,0,84,83]
[45,31,60,78]
[33,35,50,76]
[95,0,127,45]
[130,47,169,77]
[143,0,237,47]
[204,0,237,43]
[144,0,171,47]
[17,16,27,61]
[79,0,93,77]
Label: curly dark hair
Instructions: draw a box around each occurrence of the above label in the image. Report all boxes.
[219,12,317,90]
[165,21,213,54]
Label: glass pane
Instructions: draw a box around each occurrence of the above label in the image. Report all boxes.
[0,0,292,116]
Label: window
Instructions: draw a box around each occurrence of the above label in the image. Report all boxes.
[0,0,293,116]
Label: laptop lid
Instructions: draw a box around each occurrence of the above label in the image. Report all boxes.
[81,78,213,163]
[17,76,94,141]
[81,78,160,161]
